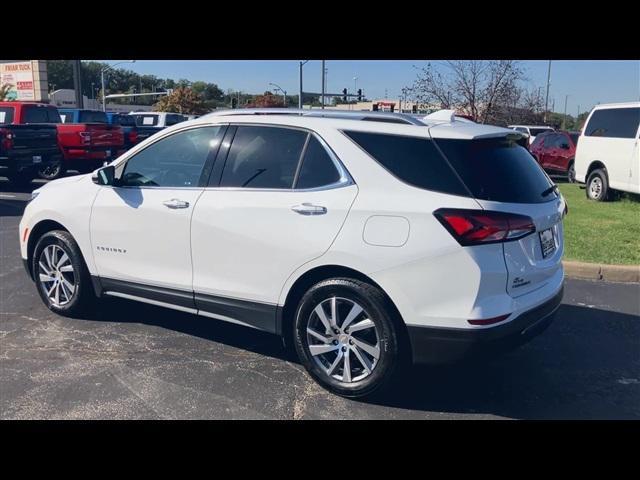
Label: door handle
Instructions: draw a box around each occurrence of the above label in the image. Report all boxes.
[291,203,327,216]
[163,198,190,209]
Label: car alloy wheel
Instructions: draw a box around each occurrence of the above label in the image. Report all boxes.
[306,296,380,383]
[567,164,576,183]
[39,162,62,180]
[38,244,76,307]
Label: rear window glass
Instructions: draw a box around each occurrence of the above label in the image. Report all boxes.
[165,114,186,126]
[585,107,640,139]
[0,107,14,124]
[23,106,61,124]
[79,111,108,123]
[295,136,342,189]
[434,138,557,204]
[529,128,553,136]
[344,131,468,197]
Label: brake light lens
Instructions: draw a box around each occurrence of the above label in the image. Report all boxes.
[0,128,14,150]
[434,208,536,245]
[128,129,138,144]
[79,131,91,145]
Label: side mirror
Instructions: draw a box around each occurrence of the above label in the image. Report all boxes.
[92,165,115,186]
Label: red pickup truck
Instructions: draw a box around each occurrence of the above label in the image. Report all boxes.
[0,102,125,180]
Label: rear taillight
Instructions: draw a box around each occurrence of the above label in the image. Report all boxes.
[0,128,14,150]
[434,208,536,246]
[128,129,138,144]
[79,131,91,145]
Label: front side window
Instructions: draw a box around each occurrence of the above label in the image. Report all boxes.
[585,107,640,139]
[295,135,343,189]
[219,126,307,189]
[119,126,223,188]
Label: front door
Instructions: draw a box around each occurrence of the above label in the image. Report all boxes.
[191,125,357,332]
[90,125,226,299]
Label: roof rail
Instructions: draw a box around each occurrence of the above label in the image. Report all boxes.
[200,108,428,126]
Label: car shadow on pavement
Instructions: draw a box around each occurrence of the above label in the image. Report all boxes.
[84,298,639,419]
[366,304,640,419]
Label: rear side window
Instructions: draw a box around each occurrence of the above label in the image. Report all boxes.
[295,136,342,189]
[79,111,108,123]
[0,107,14,124]
[134,115,159,126]
[529,128,553,137]
[434,138,557,204]
[585,107,640,138]
[220,126,307,189]
[344,130,468,196]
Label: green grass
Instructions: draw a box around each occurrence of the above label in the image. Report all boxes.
[558,183,640,265]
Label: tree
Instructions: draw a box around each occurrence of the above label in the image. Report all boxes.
[245,91,285,108]
[408,61,529,125]
[154,87,208,114]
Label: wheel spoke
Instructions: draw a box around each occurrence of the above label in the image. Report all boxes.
[39,261,53,276]
[314,304,332,333]
[326,350,344,376]
[59,264,74,273]
[309,344,339,356]
[343,350,352,382]
[348,318,374,333]
[56,253,69,269]
[54,282,60,304]
[307,328,330,344]
[330,296,338,328]
[61,277,75,299]
[352,337,380,360]
[47,282,57,296]
[342,303,363,331]
[352,345,373,374]
[39,273,55,283]
[44,247,54,270]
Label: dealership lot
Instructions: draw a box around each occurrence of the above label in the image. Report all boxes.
[1,179,639,419]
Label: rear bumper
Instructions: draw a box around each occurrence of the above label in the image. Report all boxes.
[407,284,563,364]
[0,151,62,173]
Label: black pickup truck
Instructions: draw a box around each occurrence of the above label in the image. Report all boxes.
[0,102,62,185]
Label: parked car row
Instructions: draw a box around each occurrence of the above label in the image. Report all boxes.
[0,102,190,184]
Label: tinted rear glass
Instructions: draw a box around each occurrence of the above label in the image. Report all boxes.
[79,111,108,123]
[344,131,468,197]
[0,107,14,124]
[434,137,557,204]
[23,106,61,123]
[165,114,186,126]
[529,128,553,136]
[295,135,342,189]
[585,107,640,139]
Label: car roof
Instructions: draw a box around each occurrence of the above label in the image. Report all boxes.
[591,101,640,110]
[190,109,524,141]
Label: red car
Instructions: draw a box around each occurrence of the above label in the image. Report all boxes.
[530,130,580,182]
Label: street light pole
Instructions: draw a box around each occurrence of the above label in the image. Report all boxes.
[544,60,552,123]
[269,83,287,108]
[321,60,325,109]
[101,60,136,112]
[299,60,309,109]
[563,94,569,129]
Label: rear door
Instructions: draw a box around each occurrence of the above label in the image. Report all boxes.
[433,135,565,297]
[190,125,357,331]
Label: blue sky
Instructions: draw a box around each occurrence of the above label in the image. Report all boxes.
[98,60,639,116]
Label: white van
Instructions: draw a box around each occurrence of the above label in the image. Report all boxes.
[575,102,640,201]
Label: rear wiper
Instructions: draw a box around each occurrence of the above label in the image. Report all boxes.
[541,184,558,197]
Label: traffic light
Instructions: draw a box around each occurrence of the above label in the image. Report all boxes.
[342,88,348,102]
[231,97,238,109]
[357,89,362,101]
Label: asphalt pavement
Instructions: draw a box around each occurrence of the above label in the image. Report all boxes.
[1,177,639,419]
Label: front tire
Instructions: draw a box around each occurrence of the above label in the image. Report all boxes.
[293,278,400,398]
[32,230,94,316]
[38,159,66,180]
[586,168,609,201]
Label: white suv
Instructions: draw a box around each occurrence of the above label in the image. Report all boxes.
[574,102,640,201]
[19,109,566,398]
[508,125,555,145]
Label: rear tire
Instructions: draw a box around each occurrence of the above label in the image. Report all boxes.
[293,278,400,398]
[586,168,609,201]
[32,230,94,317]
[38,159,66,180]
[567,161,576,183]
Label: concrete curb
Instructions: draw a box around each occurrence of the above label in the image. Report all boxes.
[563,261,640,283]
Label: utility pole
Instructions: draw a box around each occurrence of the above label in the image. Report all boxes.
[563,94,569,129]
[72,60,83,109]
[544,60,551,123]
[321,60,325,109]
[298,60,309,109]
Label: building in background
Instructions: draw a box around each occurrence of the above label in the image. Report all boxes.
[0,60,49,102]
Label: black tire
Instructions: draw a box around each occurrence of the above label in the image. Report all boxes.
[586,168,609,201]
[567,161,576,183]
[32,230,94,316]
[293,278,400,398]
[38,159,66,181]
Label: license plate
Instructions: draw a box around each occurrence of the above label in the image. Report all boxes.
[32,155,42,164]
[105,150,111,157]
[539,228,556,259]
